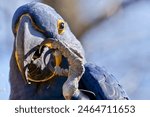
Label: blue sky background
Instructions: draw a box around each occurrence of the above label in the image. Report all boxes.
[81,0,150,99]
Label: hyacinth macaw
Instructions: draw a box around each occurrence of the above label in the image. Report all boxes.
[9,2,129,100]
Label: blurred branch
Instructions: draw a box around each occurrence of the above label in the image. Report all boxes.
[42,0,137,39]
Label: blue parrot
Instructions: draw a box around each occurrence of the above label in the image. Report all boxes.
[9,2,129,100]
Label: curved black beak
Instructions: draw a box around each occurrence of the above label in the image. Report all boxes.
[15,15,56,83]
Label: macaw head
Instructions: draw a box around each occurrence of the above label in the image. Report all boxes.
[12,2,85,84]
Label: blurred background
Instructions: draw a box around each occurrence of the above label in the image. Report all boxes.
[0,0,150,99]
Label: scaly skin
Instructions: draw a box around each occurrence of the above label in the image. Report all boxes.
[40,39,85,100]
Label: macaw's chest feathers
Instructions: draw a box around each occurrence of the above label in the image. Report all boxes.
[80,64,129,100]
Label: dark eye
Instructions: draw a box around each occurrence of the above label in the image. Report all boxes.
[59,22,65,29]
[57,20,65,35]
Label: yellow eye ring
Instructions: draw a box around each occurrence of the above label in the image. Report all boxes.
[57,19,65,35]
